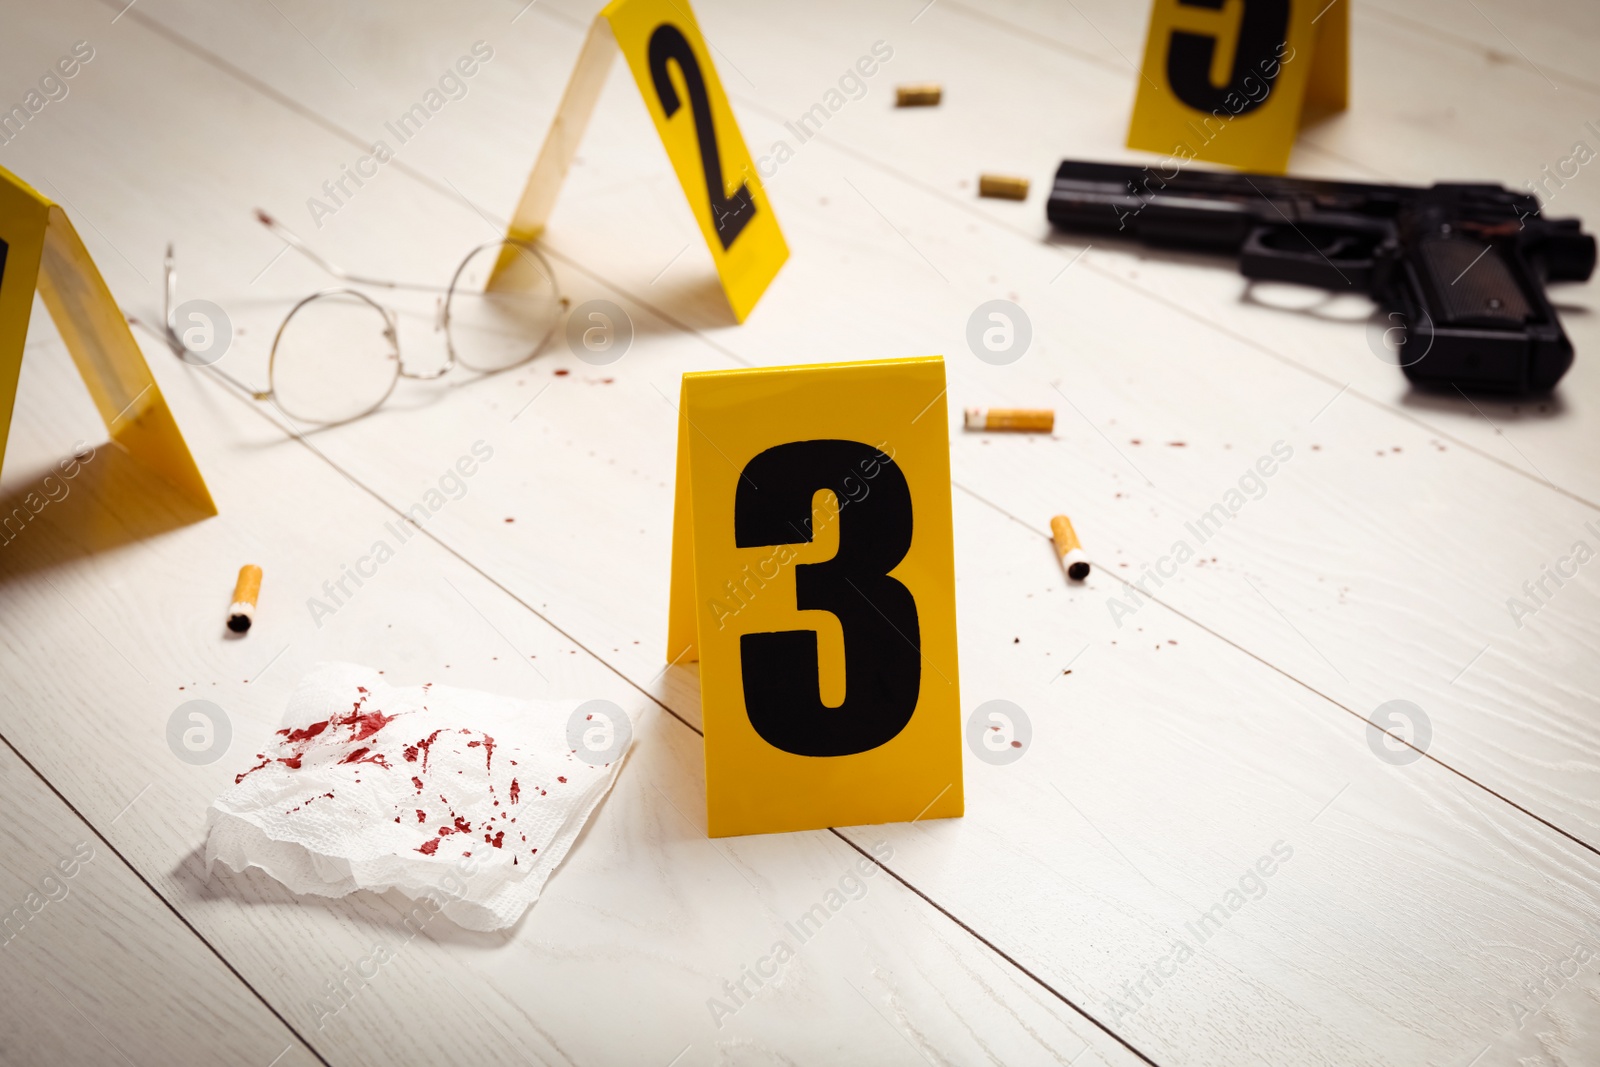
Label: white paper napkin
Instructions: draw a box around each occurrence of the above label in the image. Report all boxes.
[206,662,629,931]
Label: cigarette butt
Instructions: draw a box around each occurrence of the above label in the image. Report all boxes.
[979,174,1029,200]
[964,407,1054,433]
[1050,516,1090,581]
[228,564,262,633]
[895,83,942,107]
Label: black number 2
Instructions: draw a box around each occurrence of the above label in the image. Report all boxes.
[648,23,756,251]
[734,441,920,758]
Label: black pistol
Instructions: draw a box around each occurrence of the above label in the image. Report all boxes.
[1047,160,1597,393]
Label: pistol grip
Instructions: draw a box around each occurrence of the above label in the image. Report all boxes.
[1399,235,1573,392]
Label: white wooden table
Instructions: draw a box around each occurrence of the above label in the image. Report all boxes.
[3,1,1599,1064]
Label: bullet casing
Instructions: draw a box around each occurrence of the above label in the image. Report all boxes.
[979,174,1030,200]
[895,83,942,107]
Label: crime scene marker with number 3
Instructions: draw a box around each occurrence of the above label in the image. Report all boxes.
[666,356,964,838]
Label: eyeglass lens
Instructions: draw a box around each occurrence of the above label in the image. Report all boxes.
[270,291,400,425]
[445,241,563,373]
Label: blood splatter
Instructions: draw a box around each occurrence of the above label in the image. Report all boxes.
[340,709,397,742]
[465,733,496,773]
[417,839,440,856]
[410,729,445,772]
[234,757,270,784]
[278,721,330,744]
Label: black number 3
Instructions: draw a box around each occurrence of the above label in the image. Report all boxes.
[648,24,756,251]
[734,440,920,758]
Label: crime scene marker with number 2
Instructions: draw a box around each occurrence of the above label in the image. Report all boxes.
[498,0,787,322]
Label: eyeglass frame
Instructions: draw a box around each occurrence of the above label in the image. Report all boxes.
[161,212,570,425]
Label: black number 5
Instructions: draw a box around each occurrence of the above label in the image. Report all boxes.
[735,440,920,758]
[1166,0,1287,116]
[648,24,756,251]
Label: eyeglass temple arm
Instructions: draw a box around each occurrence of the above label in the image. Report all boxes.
[163,243,176,331]
[156,246,271,401]
[254,209,453,294]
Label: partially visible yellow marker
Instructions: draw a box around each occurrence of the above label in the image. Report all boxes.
[1050,515,1090,581]
[228,564,263,633]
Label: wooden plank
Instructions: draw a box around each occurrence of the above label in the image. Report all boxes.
[1361,0,1600,94]
[0,316,1146,1065]
[0,12,1149,1052]
[103,0,1600,848]
[0,740,318,1066]
[850,487,1600,1067]
[4,2,1600,1064]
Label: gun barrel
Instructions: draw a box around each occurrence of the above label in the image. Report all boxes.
[1047,159,1420,251]
[1048,168,1252,249]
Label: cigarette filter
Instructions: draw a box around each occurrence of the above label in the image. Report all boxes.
[895,83,942,107]
[228,564,263,633]
[979,174,1030,200]
[964,407,1054,433]
[1049,516,1090,581]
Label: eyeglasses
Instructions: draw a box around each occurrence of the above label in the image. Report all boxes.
[161,211,569,426]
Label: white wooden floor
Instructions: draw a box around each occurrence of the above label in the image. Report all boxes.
[3,1,1600,1064]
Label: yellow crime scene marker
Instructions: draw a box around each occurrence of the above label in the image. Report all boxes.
[1126,0,1348,174]
[666,356,964,837]
[497,0,788,322]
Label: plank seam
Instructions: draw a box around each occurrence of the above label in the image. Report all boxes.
[696,85,1600,516]
[67,4,1598,1058]
[191,363,1162,1062]
[828,830,1163,1067]
[111,0,1600,513]
[96,0,756,375]
[0,728,331,1067]
[949,479,1600,862]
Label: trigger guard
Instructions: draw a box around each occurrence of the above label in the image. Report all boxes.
[1240,226,1376,291]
